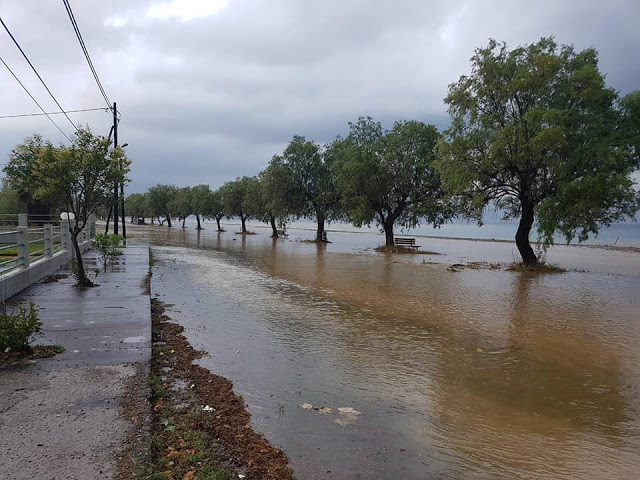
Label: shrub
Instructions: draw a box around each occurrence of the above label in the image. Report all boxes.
[93,233,124,268]
[0,303,41,353]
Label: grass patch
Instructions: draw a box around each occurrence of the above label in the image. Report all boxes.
[0,345,64,365]
[506,262,566,273]
[375,245,440,255]
[0,243,45,257]
[149,248,157,267]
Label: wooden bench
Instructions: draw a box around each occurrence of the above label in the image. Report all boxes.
[394,237,420,249]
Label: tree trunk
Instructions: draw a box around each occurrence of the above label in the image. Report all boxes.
[71,232,92,287]
[384,221,395,247]
[166,215,172,228]
[241,216,247,233]
[516,201,537,265]
[270,215,278,237]
[216,216,223,231]
[151,217,155,225]
[182,217,186,228]
[316,212,325,242]
[196,214,202,230]
[105,206,112,234]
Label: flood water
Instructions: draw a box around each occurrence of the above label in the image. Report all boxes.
[140,222,640,479]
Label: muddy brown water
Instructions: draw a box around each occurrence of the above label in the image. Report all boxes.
[139,222,640,479]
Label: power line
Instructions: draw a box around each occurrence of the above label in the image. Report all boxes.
[62,0,112,111]
[0,16,78,132]
[0,107,109,119]
[0,55,72,142]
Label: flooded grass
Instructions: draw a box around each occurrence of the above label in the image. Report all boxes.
[506,262,566,273]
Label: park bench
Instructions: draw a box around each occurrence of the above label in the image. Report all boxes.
[394,237,420,249]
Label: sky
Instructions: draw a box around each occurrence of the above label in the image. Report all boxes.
[1,0,639,193]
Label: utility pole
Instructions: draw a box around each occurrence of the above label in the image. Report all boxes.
[112,102,119,235]
[120,151,126,240]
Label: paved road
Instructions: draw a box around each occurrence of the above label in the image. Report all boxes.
[0,244,151,480]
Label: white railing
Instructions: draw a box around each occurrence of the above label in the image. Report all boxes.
[0,213,96,301]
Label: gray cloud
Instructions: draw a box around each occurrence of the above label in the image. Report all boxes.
[1,0,639,192]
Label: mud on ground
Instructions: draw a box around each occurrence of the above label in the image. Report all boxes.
[121,299,294,480]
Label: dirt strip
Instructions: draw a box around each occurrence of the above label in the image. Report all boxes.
[121,299,294,480]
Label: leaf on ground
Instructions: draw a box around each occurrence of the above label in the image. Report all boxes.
[182,471,196,480]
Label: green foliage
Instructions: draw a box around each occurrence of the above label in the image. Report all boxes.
[147,184,178,226]
[0,303,41,352]
[333,117,451,244]
[4,127,130,284]
[3,134,49,211]
[219,177,257,231]
[125,193,151,221]
[0,181,27,214]
[93,233,124,267]
[169,186,194,226]
[438,37,640,263]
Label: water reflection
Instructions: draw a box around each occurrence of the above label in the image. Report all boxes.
[141,224,640,479]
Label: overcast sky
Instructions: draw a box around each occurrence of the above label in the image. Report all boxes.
[1,0,639,192]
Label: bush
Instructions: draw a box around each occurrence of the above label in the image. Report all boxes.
[0,303,41,353]
[93,233,124,268]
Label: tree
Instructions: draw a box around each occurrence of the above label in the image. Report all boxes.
[333,117,452,246]
[32,127,129,286]
[438,38,640,265]
[260,161,299,237]
[220,177,255,233]
[191,184,213,230]
[170,186,193,228]
[274,136,339,242]
[125,193,149,223]
[0,180,27,214]
[147,184,178,227]
[205,189,226,231]
[3,134,53,216]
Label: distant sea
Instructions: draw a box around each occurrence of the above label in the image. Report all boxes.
[281,219,640,248]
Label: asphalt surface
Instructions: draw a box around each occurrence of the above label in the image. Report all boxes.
[0,244,151,480]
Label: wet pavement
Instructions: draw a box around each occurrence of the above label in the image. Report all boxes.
[0,244,151,480]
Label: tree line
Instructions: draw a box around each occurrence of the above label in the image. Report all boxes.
[127,38,640,265]
[4,37,640,267]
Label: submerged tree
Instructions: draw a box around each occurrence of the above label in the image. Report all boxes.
[220,177,255,233]
[206,189,226,231]
[125,193,149,223]
[191,184,213,230]
[333,117,452,246]
[274,136,339,242]
[438,38,640,265]
[147,184,178,226]
[170,186,193,228]
[33,127,129,286]
[260,161,299,237]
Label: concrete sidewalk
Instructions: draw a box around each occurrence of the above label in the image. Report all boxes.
[0,244,151,480]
